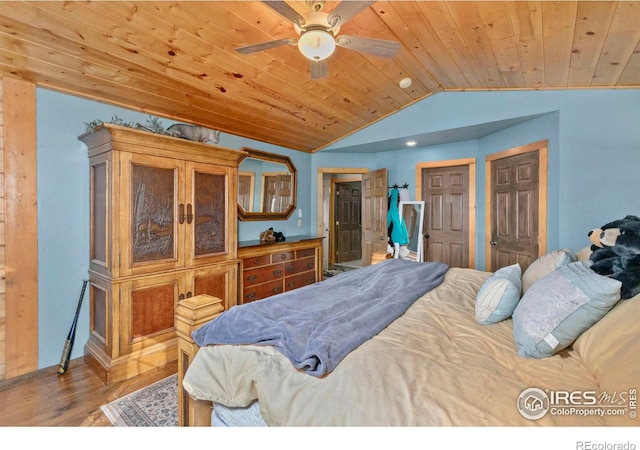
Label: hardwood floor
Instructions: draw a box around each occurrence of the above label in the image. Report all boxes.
[0,357,178,426]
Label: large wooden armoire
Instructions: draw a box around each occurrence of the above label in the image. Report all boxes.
[79,124,246,384]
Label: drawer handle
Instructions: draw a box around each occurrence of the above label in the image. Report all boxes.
[273,270,282,277]
[287,267,295,274]
[253,258,262,264]
[273,286,282,294]
[288,282,295,289]
[309,276,315,282]
[247,293,256,301]
[304,250,312,256]
[280,254,287,260]
[307,262,314,269]
[247,275,257,283]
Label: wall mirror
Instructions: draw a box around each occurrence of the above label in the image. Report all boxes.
[238,148,297,221]
[398,201,425,262]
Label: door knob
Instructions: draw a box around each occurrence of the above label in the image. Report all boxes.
[424,233,429,239]
[490,240,498,246]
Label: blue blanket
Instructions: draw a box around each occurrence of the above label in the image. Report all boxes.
[192,258,449,377]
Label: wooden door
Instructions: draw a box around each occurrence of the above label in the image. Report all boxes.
[486,141,548,272]
[421,165,470,267]
[362,168,388,266]
[263,174,291,213]
[238,172,254,212]
[334,181,362,263]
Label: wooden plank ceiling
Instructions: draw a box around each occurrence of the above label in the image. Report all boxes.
[0,1,639,153]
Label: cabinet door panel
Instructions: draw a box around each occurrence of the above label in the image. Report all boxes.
[119,273,181,354]
[131,283,175,340]
[193,170,226,256]
[119,153,184,277]
[131,164,176,263]
[186,163,235,266]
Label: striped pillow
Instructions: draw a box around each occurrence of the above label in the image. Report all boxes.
[475,263,522,325]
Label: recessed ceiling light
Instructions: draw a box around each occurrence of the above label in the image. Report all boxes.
[399,77,413,89]
[406,140,417,147]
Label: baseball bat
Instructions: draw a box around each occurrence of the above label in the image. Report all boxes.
[57,279,89,375]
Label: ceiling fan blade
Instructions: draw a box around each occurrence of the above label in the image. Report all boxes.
[236,38,296,54]
[310,60,328,80]
[335,35,400,58]
[262,1,306,27]
[327,1,376,28]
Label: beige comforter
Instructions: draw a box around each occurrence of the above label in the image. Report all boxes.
[183,268,638,426]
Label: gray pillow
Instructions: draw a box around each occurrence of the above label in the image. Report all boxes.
[512,261,621,358]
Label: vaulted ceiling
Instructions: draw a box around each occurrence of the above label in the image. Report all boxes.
[1,1,639,152]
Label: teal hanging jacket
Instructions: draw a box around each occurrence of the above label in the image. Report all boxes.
[387,188,409,246]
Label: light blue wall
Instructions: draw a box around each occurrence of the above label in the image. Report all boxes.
[34,87,639,369]
[318,89,640,267]
[35,89,311,369]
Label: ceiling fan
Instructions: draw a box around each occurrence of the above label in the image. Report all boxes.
[235,1,401,79]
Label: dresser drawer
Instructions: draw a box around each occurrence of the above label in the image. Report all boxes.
[243,279,284,303]
[285,272,317,291]
[285,256,315,275]
[272,250,295,263]
[242,263,284,287]
[242,254,272,269]
[296,247,316,259]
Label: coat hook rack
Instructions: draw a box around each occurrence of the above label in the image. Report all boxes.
[387,183,409,189]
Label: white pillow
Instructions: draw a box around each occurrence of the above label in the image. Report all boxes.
[521,249,577,293]
[512,261,621,359]
[475,263,522,324]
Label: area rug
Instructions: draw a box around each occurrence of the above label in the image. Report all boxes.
[101,374,178,427]
[323,264,359,278]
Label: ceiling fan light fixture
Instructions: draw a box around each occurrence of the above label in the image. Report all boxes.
[298,29,336,61]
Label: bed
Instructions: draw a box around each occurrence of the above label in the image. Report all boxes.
[175,253,639,427]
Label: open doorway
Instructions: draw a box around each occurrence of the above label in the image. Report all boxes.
[317,168,369,275]
[333,180,362,265]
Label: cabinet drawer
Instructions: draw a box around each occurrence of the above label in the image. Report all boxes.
[243,279,284,303]
[272,251,295,263]
[296,247,316,259]
[243,263,284,287]
[242,255,271,269]
[285,272,317,291]
[285,256,315,275]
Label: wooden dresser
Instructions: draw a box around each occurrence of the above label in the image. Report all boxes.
[79,124,245,384]
[238,236,324,304]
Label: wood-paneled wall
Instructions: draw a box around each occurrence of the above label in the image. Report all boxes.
[0,77,5,379]
[1,76,39,380]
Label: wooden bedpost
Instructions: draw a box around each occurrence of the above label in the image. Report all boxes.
[175,294,224,426]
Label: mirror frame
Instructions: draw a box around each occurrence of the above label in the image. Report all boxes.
[237,147,297,221]
[398,200,425,262]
